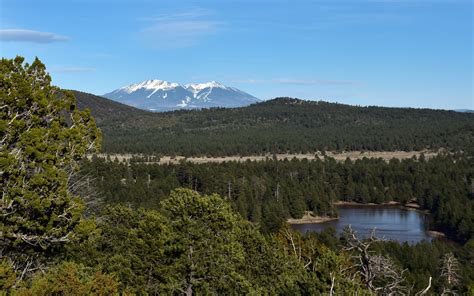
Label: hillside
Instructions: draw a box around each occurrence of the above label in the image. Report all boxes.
[72,90,148,123]
[74,93,474,156]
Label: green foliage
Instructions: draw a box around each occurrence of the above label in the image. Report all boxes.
[160,189,252,294]
[0,57,100,277]
[276,226,369,294]
[235,221,304,294]
[66,205,169,294]
[75,92,474,156]
[12,262,120,296]
[0,259,17,291]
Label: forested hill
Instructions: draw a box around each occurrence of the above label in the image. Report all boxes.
[74,91,474,156]
[72,90,148,123]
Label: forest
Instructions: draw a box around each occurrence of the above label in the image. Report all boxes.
[83,153,474,242]
[2,57,474,295]
[74,91,474,156]
[80,153,474,294]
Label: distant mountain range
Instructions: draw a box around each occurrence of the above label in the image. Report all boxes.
[103,80,260,111]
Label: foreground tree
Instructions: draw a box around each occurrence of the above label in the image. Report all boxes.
[12,261,120,296]
[160,189,254,294]
[0,56,101,280]
[66,205,169,294]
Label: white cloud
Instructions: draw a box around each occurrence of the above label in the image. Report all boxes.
[0,29,69,43]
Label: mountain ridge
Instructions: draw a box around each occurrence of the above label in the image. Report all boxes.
[73,90,474,156]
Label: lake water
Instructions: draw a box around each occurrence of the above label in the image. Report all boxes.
[291,206,433,243]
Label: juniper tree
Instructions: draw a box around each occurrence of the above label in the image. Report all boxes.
[0,56,101,278]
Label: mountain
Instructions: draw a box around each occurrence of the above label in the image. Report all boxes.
[74,92,474,157]
[454,109,474,113]
[102,79,260,111]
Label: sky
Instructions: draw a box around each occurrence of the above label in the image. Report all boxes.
[0,0,472,109]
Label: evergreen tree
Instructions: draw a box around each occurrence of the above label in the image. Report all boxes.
[160,189,254,294]
[1,57,101,277]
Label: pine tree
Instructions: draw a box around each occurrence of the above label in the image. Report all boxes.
[160,189,253,294]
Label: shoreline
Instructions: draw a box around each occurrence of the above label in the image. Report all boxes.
[334,200,430,214]
[287,212,339,224]
[334,200,400,206]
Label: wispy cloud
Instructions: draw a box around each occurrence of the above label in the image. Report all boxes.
[0,29,69,43]
[138,9,223,49]
[139,8,213,22]
[233,78,357,86]
[49,67,95,73]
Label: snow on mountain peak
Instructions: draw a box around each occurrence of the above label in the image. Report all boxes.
[185,81,227,92]
[121,79,180,94]
[120,80,229,94]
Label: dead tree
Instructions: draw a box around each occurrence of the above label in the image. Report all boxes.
[415,277,432,296]
[343,225,409,295]
[369,254,408,295]
[440,252,461,295]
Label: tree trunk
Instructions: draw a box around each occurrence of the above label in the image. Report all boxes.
[185,284,193,296]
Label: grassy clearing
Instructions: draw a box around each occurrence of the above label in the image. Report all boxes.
[91,150,440,164]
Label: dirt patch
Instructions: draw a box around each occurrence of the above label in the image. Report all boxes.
[426,230,446,238]
[287,211,338,224]
[404,202,421,209]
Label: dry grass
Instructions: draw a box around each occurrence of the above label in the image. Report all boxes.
[91,150,439,165]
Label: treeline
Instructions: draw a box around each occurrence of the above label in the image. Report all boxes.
[82,153,474,242]
[74,92,474,156]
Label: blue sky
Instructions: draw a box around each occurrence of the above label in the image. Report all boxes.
[1,0,472,109]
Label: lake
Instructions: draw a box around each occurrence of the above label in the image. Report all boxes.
[291,206,434,243]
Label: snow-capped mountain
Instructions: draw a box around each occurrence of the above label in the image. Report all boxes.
[103,79,260,111]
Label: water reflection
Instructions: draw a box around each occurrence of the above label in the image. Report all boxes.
[291,206,433,243]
